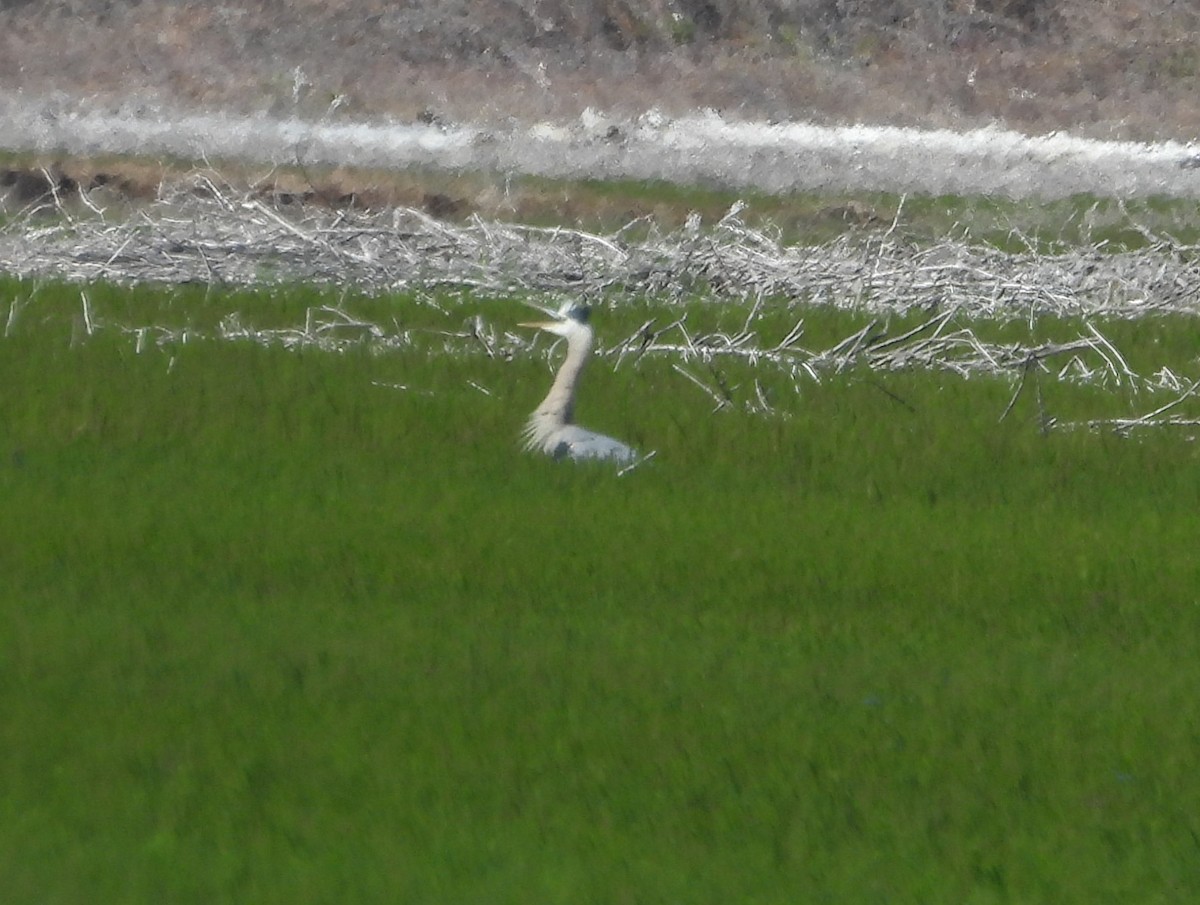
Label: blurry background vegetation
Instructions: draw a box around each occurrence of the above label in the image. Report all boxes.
[0,0,1197,138]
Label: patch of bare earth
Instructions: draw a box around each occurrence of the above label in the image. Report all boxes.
[0,156,797,231]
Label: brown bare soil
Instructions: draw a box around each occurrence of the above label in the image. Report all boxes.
[0,157,478,220]
[0,152,894,237]
[1,1,1198,140]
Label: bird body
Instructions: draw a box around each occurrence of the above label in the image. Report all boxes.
[521,305,638,465]
[526,420,637,463]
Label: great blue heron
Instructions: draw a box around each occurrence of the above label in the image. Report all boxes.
[520,304,638,464]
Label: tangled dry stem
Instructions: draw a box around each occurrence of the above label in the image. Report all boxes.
[2,175,1198,432]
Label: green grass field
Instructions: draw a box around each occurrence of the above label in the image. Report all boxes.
[2,277,1200,903]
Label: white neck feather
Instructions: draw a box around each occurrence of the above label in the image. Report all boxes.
[523,323,593,450]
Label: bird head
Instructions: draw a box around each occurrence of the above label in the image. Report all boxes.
[520,303,591,337]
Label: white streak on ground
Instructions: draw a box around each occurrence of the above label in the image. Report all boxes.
[3,96,1200,200]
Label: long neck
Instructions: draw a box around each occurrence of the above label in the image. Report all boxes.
[534,325,593,427]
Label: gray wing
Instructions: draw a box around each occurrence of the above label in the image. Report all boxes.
[548,425,638,464]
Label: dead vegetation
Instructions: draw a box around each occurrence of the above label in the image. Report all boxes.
[1,1,1198,139]
[3,175,1197,318]
[4,176,1198,435]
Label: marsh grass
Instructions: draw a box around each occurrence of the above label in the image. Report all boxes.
[2,279,1200,903]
